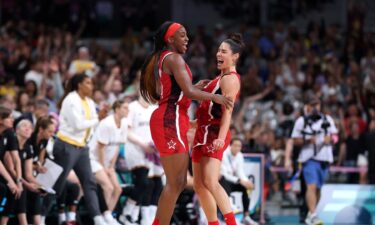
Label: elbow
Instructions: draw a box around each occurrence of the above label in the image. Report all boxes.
[183,89,194,99]
[183,86,197,99]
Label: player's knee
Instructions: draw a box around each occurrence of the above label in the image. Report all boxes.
[103,182,114,194]
[193,180,205,194]
[203,178,219,192]
[169,174,186,194]
[307,183,317,192]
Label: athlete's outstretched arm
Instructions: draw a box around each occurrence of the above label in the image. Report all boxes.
[213,75,240,150]
[165,54,233,109]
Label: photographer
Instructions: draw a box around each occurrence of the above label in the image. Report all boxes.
[291,96,338,225]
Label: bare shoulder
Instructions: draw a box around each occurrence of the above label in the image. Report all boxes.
[164,53,185,67]
[220,75,240,90]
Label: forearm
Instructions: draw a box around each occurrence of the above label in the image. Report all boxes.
[25,173,39,185]
[14,156,22,179]
[72,118,99,131]
[128,131,146,147]
[52,72,64,99]
[284,138,294,160]
[0,161,15,184]
[104,74,116,93]
[4,153,17,179]
[184,87,216,102]
[222,172,240,183]
[293,138,305,146]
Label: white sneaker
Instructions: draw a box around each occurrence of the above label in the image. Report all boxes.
[105,216,122,225]
[94,216,110,225]
[305,213,323,225]
[242,215,259,225]
[119,214,137,225]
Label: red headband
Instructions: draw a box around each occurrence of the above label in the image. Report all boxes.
[164,23,182,43]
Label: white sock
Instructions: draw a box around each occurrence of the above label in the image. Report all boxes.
[67,212,76,221]
[122,199,136,216]
[149,205,157,219]
[104,211,114,221]
[140,207,150,225]
[131,205,140,222]
[41,216,46,225]
[58,213,66,224]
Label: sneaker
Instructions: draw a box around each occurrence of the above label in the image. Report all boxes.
[305,213,323,225]
[119,214,137,225]
[94,216,110,225]
[242,215,259,225]
[105,216,122,225]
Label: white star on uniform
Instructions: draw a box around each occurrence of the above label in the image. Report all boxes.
[167,140,177,150]
[206,144,216,153]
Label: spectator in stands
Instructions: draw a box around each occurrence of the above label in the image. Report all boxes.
[15,91,30,114]
[103,66,124,105]
[2,119,44,225]
[343,102,366,136]
[24,58,45,92]
[220,138,258,225]
[15,99,49,127]
[120,96,157,225]
[89,99,127,225]
[0,94,22,119]
[0,106,22,222]
[68,47,100,77]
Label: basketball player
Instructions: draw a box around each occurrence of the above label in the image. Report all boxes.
[192,34,243,225]
[139,21,233,225]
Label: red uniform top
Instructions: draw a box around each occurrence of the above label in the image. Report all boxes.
[192,71,240,162]
[196,71,240,126]
[150,50,192,156]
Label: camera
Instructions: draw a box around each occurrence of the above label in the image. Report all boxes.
[305,108,331,131]
[306,108,321,124]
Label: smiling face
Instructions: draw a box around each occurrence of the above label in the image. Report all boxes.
[216,42,238,71]
[169,27,189,54]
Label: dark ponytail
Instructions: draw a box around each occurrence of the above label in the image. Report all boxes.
[140,21,175,104]
[57,73,89,109]
[223,33,245,58]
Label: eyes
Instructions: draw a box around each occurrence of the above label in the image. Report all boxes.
[217,49,228,54]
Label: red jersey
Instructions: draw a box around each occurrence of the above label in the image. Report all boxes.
[157,51,192,109]
[192,71,240,162]
[150,51,192,156]
[196,71,240,125]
